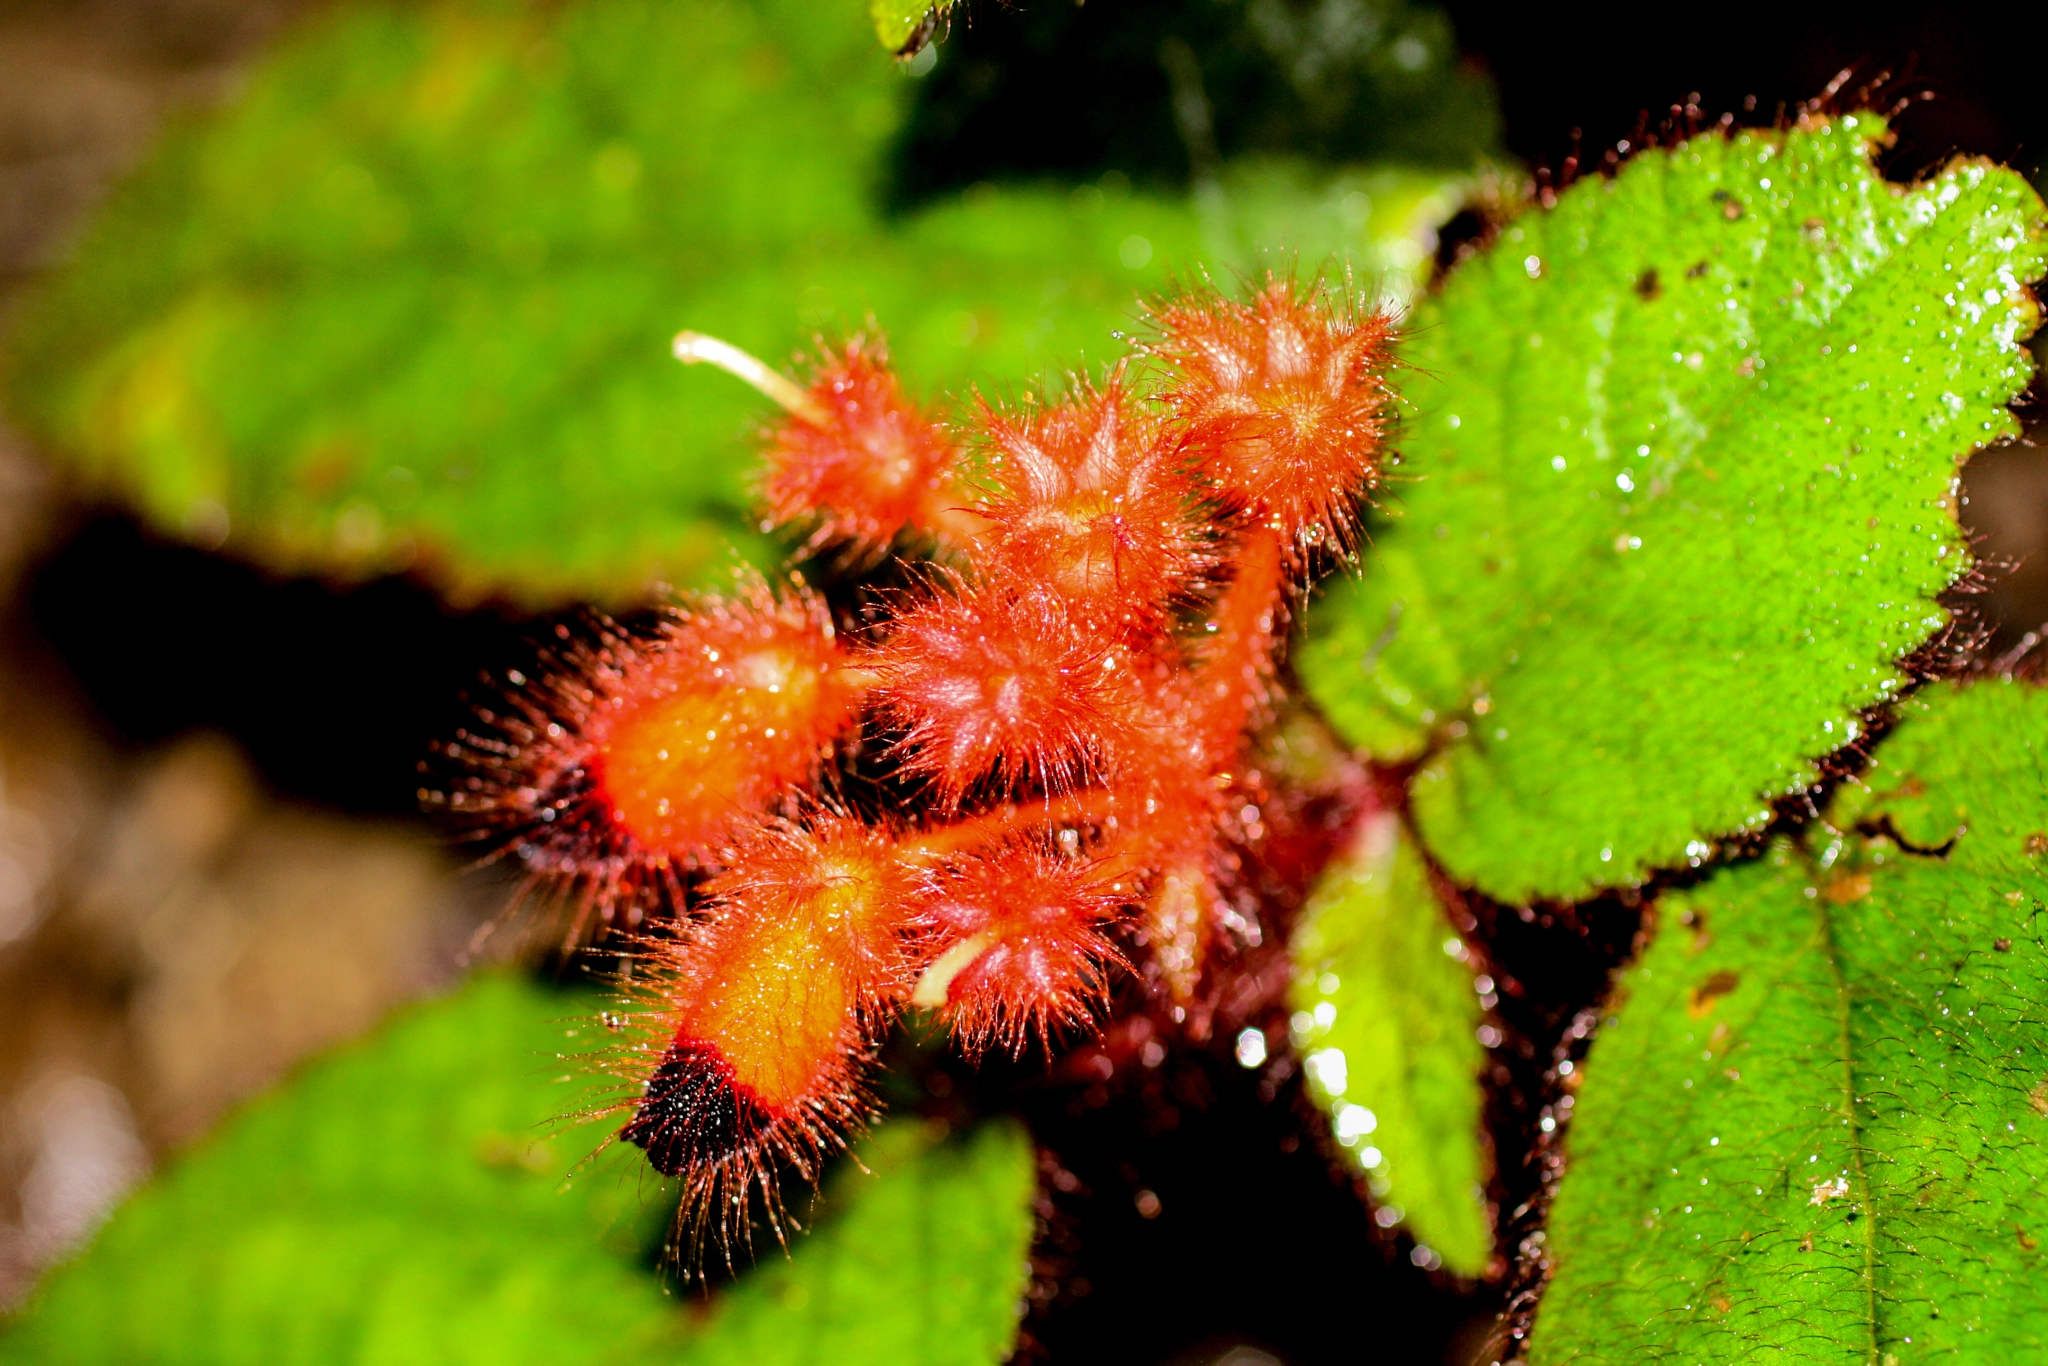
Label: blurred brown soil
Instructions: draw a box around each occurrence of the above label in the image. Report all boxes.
[0,0,497,1308]
[1963,426,2048,654]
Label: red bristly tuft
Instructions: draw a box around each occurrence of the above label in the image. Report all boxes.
[910,842,1131,1056]
[972,378,1209,633]
[865,581,1142,805]
[1149,275,1395,553]
[759,338,972,555]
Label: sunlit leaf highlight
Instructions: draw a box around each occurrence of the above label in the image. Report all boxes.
[1287,810,1493,1276]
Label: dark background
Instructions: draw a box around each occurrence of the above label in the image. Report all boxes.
[894,0,2048,199]
[1453,0,2048,182]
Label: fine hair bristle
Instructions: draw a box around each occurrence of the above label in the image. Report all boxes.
[424,611,688,950]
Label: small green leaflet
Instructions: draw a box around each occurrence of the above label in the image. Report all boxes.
[6,0,1470,607]
[1299,113,2047,903]
[869,0,943,55]
[0,972,1038,1366]
[1288,811,1492,1276]
[1529,680,2048,1362]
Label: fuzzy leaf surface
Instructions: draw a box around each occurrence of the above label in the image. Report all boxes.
[1299,114,2046,902]
[0,972,1037,1366]
[1529,680,2048,1362]
[6,0,1465,606]
[1288,811,1492,1275]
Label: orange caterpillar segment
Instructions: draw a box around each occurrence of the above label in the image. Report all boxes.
[619,817,921,1195]
[587,583,863,859]
[1149,276,1394,552]
[909,843,1130,1055]
[974,380,1207,631]
[758,338,972,555]
[866,583,1141,805]
[685,816,922,1105]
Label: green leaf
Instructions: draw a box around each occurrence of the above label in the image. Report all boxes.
[1529,679,2048,1362]
[7,0,1473,606]
[1299,114,2047,902]
[868,0,941,55]
[1288,811,1492,1276]
[672,1116,1035,1366]
[0,972,1038,1366]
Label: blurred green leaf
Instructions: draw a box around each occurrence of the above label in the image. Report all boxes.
[1288,811,1492,1276]
[7,0,1474,606]
[1299,114,2047,903]
[0,972,1037,1366]
[1530,680,2048,1362]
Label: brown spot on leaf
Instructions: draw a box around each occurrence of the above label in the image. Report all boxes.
[1822,871,1872,904]
[1685,260,1710,279]
[1688,970,1741,1018]
[1712,1296,1733,1313]
[2026,832,2048,858]
[1799,1232,1814,1253]
[297,441,358,497]
[1634,268,1661,300]
[2031,1079,2048,1117]
[2021,1227,2039,1252]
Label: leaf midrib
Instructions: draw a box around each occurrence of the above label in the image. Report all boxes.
[1818,892,1884,1365]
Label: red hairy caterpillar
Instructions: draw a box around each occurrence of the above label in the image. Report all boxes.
[430,275,1393,1249]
